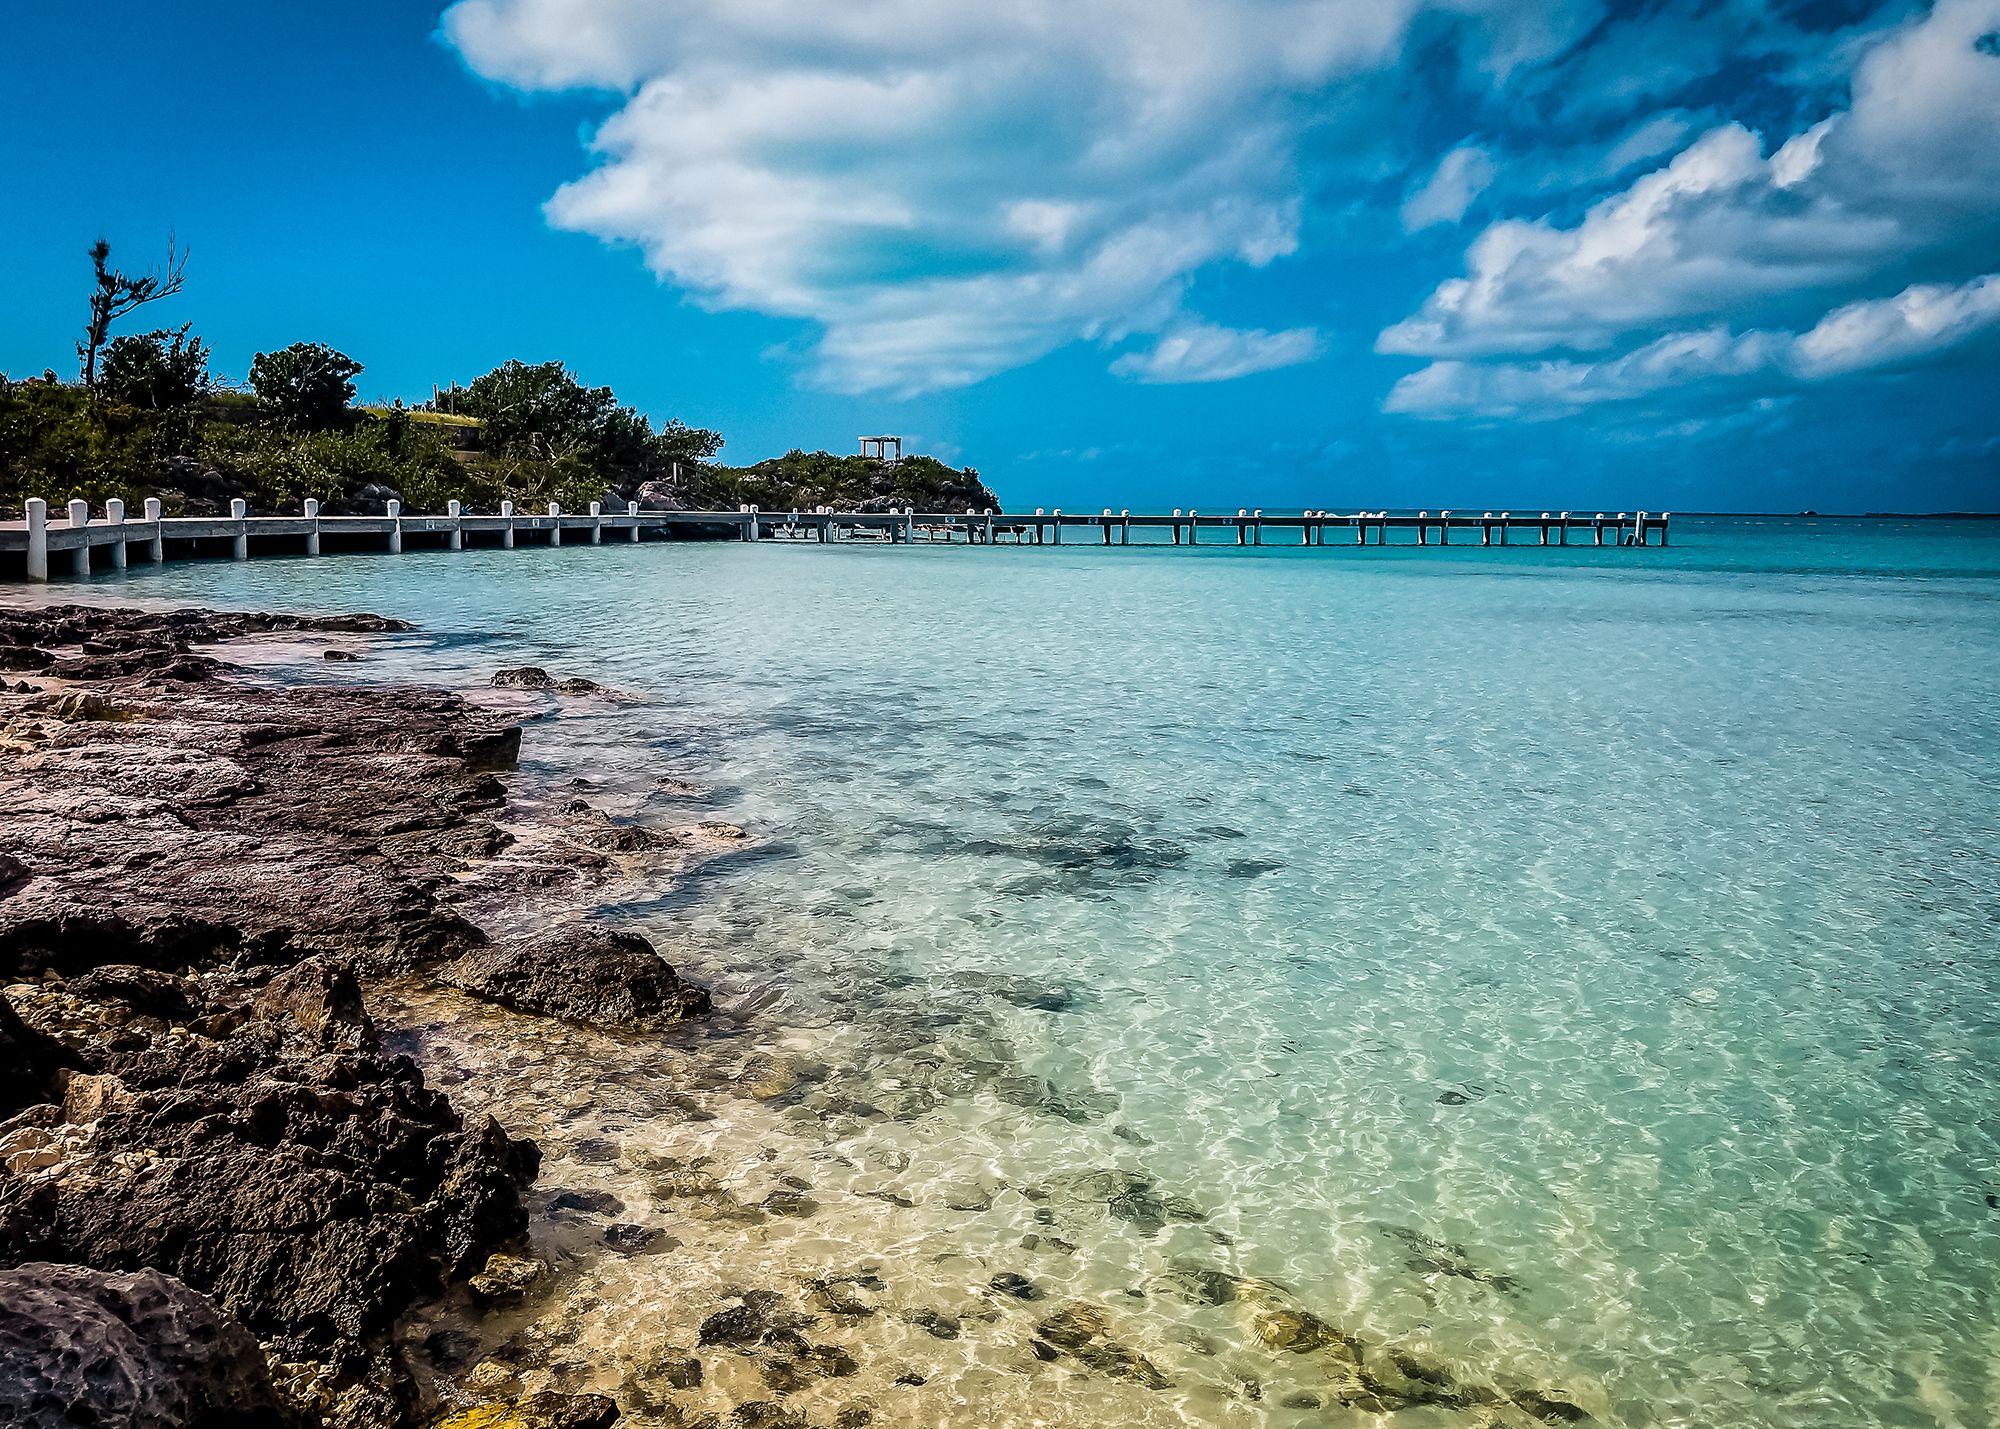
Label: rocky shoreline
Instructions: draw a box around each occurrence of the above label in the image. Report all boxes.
[0,603,727,1429]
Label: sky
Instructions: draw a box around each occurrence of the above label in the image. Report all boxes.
[3,0,1998,512]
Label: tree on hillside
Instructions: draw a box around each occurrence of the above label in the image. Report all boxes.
[435,360,722,480]
[77,236,189,388]
[249,343,363,431]
[99,325,211,409]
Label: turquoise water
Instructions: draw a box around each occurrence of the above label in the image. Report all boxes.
[73,517,2000,1427]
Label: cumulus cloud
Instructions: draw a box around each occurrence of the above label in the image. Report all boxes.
[1381,0,2000,362]
[443,0,1600,393]
[1386,273,2000,417]
[1110,322,1322,384]
[1401,144,1496,231]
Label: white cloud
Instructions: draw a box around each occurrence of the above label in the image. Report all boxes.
[1110,322,1322,384]
[1793,273,2000,377]
[443,0,1598,394]
[1401,144,1496,231]
[1386,272,2000,417]
[1381,0,2000,361]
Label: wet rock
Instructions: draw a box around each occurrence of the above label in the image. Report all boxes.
[1033,1302,1108,1351]
[0,1262,304,1428]
[444,923,710,1025]
[1511,1388,1592,1423]
[1251,1307,1354,1356]
[252,955,377,1051]
[901,1307,961,1340]
[425,1328,483,1371]
[570,1138,620,1164]
[831,1405,873,1429]
[989,1272,1043,1301]
[492,667,559,689]
[436,1391,621,1429]
[761,1189,820,1218]
[551,1190,625,1216]
[1382,1225,1523,1296]
[1030,1301,1169,1390]
[323,649,362,662]
[470,1253,551,1307]
[650,1353,704,1389]
[603,1223,662,1254]
[1156,1263,1239,1306]
[725,1404,807,1429]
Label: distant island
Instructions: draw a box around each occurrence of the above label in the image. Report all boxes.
[0,238,999,525]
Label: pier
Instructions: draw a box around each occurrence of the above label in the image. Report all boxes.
[0,497,1669,581]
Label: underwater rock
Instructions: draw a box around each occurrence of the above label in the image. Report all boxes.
[603,1223,662,1254]
[1381,1225,1523,1296]
[989,1272,1043,1301]
[470,1254,551,1307]
[550,1190,625,1216]
[649,1353,704,1389]
[445,923,710,1026]
[725,1404,807,1429]
[324,649,362,662]
[1156,1263,1240,1306]
[1041,1168,1203,1234]
[1251,1307,1355,1356]
[901,1308,961,1340]
[1510,1387,1592,1422]
[435,1391,621,1429]
[0,1262,305,1429]
[1030,1302,1169,1390]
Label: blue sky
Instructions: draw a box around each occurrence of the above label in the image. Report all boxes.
[3,1,1998,512]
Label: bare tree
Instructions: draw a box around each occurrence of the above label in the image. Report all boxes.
[77,235,189,388]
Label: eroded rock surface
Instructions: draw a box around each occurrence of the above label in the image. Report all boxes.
[444,923,711,1026]
[0,603,714,1428]
[0,1261,304,1429]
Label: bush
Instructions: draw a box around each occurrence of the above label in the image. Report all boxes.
[248,343,362,432]
[99,326,211,409]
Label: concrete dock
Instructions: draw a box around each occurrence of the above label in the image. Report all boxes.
[0,497,1670,581]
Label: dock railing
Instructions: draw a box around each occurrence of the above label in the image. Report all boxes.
[0,499,1670,581]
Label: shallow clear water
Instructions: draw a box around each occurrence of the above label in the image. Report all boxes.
[71,518,2000,1427]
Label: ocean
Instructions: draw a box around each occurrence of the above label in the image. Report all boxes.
[75,516,2000,1427]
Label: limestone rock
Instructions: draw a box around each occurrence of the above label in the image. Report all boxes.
[443,924,709,1026]
[0,1262,304,1428]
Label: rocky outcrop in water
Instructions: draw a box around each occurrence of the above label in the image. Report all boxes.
[0,603,713,1427]
[444,923,710,1026]
[0,1262,305,1429]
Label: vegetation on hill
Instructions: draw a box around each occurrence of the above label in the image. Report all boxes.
[0,236,1000,519]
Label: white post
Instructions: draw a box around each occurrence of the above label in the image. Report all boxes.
[627,500,640,543]
[68,499,92,576]
[748,504,760,541]
[387,499,403,553]
[304,498,322,555]
[447,499,463,550]
[105,498,128,568]
[229,498,248,560]
[589,500,602,545]
[1052,509,1063,544]
[501,500,515,548]
[144,497,164,562]
[24,498,48,581]
[548,501,562,546]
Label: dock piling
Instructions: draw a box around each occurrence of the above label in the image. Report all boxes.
[304,499,321,555]
[229,499,248,561]
[501,500,515,548]
[387,500,403,554]
[144,498,164,562]
[628,501,640,542]
[448,499,463,550]
[590,501,602,544]
[105,499,128,569]
[24,498,47,581]
[68,500,92,577]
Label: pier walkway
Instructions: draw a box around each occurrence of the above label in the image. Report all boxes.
[1,497,1669,581]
